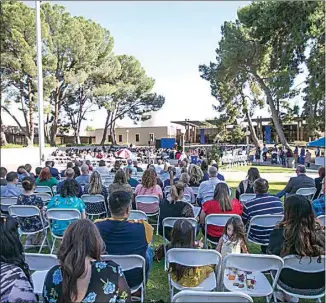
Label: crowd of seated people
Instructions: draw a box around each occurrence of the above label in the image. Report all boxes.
[0,157,325,303]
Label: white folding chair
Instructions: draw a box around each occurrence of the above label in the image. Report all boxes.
[101,254,146,302]
[81,194,108,219]
[46,208,81,254]
[183,194,191,203]
[223,254,284,302]
[162,217,197,269]
[239,193,256,204]
[135,195,160,234]
[0,197,17,213]
[317,215,325,226]
[247,214,283,247]
[35,193,52,203]
[166,248,222,302]
[52,185,57,195]
[164,186,171,197]
[172,290,253,303]
[9,205,50,253]
[204,214,242,248]
[296,187,317,202]
[25,253,59,295]
[128,210,148,221]
[35,186,53,196]
[274,255,325,301]
[202,192,214,204]
[192,187,199,197]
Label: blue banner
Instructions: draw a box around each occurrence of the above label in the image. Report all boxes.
[265,125,271,144]
[200,129,205,144]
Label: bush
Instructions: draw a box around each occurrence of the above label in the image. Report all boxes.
[1,144,24,148]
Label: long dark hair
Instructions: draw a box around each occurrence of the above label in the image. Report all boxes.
[280,195,325,257]
[60,179,79,198]
[58,219,105,303]
[0,216,32,285]
[169,219,195,281]
[213,183,232,211]
[222,217,246,244]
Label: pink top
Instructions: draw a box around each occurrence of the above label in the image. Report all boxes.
[135,184,163,213]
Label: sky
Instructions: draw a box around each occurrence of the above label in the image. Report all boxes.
[4,1,304,131]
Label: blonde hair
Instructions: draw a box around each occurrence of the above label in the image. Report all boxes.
[169,171,185,202]
[189,165,204,184]
[141,169,157,188]
[88,171,102,195]
[179,173,190,185]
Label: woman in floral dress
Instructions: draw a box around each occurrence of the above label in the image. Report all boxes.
[43,219,131,303]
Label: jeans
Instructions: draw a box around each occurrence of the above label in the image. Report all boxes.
[145,246,154,281]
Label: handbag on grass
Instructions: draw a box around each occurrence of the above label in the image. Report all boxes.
[153,244,165,262]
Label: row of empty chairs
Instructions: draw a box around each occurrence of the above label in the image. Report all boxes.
[24,250,325,302]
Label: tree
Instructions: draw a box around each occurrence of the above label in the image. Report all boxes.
[1,1,55,146]
[200,20,296,148]
[85,125,95,132]
[42,3,115,146]
[238,1,325,138]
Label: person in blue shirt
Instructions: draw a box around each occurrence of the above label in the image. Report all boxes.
[17,166,29,182]
[0,172,22,197]
[211,163,225,181]
[45,161,60,180]
[312,178,325,217]
[57,168,83,197]
[47,179,86,236]
[125,159,137,174]
[75,164,90,185]
[124,167,139,188]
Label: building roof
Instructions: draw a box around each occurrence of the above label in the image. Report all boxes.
[171,120,216,128]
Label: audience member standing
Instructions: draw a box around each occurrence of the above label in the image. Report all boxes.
[0,216,37,303]
[268,195,325,302]
[242,178,283,253]
[0,172,22,197]
[47,179,86,236]
[305,149,311,168]
[236,167,260,200]
[200,183,243,243]
[43,219,131,303]
[95,191,153,289]
[276,165,315,198]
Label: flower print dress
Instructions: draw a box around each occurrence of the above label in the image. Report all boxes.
[16,194,45,232]
[43,261,131,303]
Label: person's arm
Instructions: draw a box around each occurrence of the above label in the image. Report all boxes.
[242,205,249,227]
[240,240,248,253]
[216,237,223,253]
[199,209,207,225]
[80,210,86,219]
[157,185,163,200]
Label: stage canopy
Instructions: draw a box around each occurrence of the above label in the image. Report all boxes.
[307,137,325,147]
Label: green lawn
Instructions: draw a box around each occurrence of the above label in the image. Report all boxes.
[222,165,295,174]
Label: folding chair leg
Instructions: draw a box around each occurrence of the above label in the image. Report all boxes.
[38,233,47,254]
[50,238,56,254]
[316,298,321,303]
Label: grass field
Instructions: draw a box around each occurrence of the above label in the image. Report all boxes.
[222,165,295,174]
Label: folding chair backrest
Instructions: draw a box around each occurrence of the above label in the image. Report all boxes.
[247,214,283,231]
[81,194,105,203]
[35,186,53,195]
[296,187,317,201]
[163,217,197,244]
[25,253,58,271]
[317,215,325,226]
[205,214,242,228]
[0,197,17,212]
[135,195,159,205]
[164,186,171,197]
[239,194,256,203]
[172,290,253,303]
[223,253,284,273]
[282,255,325,273]
[101,254,145,271]
[191,187,199,196]
[128,210,148,221]
[35,193,52,202]
[52,185,57,195]
[9,205,41,218]
[202,192,214,203]
[167,248,222,267]
[46,208,81,221]
[183,194,191,203]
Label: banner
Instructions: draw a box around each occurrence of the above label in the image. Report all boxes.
[265,125,271,144]
[200,129,205,144]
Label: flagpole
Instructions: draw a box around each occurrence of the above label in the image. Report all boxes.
[36,0,45,165]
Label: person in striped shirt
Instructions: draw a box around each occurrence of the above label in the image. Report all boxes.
[242,178,284,253]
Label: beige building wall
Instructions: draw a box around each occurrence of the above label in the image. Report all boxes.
[87,126,176,146]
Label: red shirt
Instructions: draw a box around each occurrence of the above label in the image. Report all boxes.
[202,198,243,238]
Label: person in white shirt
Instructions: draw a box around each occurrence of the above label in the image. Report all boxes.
[155,159,164,175]
[197,166,225,204]
[95,160,111,175]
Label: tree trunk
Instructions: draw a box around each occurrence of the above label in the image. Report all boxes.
[245,110,260,148]
[100,110,111,145]
[0,116,7,146]
[253,74,290,148]
[50,89,60,146]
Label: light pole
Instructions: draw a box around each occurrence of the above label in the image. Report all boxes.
[36,0,44,165]
[126,130,129,146]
